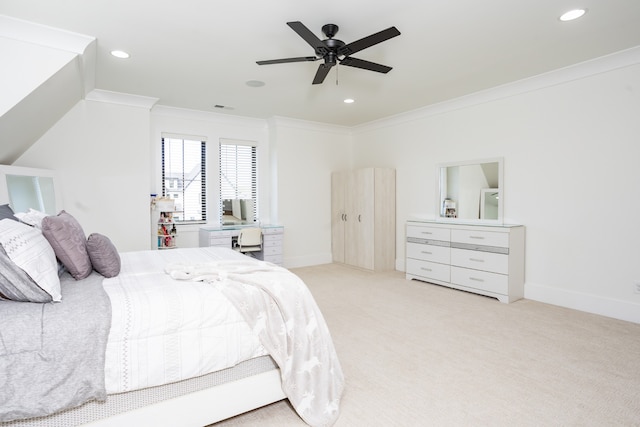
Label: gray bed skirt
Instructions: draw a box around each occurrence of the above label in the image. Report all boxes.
[2,355,278,427]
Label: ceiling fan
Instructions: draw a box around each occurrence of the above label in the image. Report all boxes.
[256,21,401,85]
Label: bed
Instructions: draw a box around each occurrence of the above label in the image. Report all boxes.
[0,200,344,426]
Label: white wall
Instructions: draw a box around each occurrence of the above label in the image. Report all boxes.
[268,118,352,267]
[15,99,151,252]
[352,58,640,323]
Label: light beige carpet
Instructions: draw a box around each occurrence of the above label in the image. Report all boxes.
[213,263,640,426]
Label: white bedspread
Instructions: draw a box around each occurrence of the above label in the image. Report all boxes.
[166,258,345,427]
[102,247,267,394]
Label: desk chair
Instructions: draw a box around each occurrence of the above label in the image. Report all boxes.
[234,227,262,256]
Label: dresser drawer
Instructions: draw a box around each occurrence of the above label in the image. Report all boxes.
[451,266,508,295]
[406,242,450,264]
[451,229,509,248]
[406,258,450,282]
[451,248,508,274]
[407,225,450,242]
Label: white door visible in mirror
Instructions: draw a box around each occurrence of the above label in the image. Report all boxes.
[480,188,499,220]
[437,158,503,223]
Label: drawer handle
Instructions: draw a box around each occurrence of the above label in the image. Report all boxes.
[469,258,485,263]
[421,267,432,272]
[469,236,485,240]
[421,251,432,255]
[469,277,485,282]
[421,231,433,235]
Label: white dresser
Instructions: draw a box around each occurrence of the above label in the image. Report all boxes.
[199,225,284,265]
[405,220,524,303]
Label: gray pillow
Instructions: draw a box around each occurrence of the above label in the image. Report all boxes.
[86,233,121,278]
[0,204,18,222]
[0,245,53,302]
[41,210,92,280]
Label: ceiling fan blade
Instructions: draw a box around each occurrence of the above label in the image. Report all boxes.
[340,57,392,73]
[287,21,328,55]
[338,26,400,57]
[256,56,318,65]
[312,63,333,85]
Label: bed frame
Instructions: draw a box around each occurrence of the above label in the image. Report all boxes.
[87,369,285,427]
[5,356,286,427]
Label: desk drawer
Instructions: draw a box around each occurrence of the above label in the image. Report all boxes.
[407,225,450,242]
[263,234,283,244]
[451,266,508,295]
[263,246,282,256]
[406,242,450,264]
[208,237,231,247]
[406,258,450,282]
[451,229,509,248]
[262,227,284,236]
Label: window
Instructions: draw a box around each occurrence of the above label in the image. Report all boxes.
[161,136,206,223]
[219,140,257,223]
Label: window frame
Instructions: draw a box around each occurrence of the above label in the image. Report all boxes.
[161,136,207,224]
[219,139,258,224]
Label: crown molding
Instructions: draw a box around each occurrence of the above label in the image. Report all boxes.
[353,45,640,134]
[86,89,159,109]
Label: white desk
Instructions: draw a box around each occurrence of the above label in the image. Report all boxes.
[199,225,284,265]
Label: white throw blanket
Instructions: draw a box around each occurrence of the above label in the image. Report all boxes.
[165,260,344,427]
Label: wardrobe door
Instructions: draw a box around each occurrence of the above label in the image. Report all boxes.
[331,171,347,264]
[346,168,375,269]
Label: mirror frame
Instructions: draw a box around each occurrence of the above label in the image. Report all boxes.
[0,165,63,215]
[436,157,504,224]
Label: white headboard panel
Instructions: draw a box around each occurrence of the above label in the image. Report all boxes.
[0,165,63,215]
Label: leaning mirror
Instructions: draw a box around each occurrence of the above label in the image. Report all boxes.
[437,157,504,223]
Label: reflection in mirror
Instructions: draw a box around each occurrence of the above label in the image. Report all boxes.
[0,165,61,215]
[438,158,503,223]
[221,198,256,226]
[480,188,499,220]
[6,175,56,214]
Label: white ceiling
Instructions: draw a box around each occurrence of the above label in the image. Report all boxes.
[2,0,640,127]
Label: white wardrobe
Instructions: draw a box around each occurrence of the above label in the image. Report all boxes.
[331,168,396,271]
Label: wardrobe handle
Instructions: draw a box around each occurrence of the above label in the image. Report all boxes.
[358,214,361,222]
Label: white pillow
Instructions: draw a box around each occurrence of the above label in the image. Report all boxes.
[0,219,61,301]
[14,208,49,229]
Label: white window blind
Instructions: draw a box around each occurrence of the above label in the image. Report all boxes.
[161,137,206,222]
[219,140,257,221]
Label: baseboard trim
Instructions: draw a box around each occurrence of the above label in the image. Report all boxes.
[285,253,333,269]
[525,282,640,324]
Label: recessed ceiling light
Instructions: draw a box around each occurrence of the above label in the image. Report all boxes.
[246,80,265,87]
[344,98,355,104]
[110,50,130,59]
[559,9,587,22]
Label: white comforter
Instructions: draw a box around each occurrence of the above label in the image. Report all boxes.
[102,247,268,394]
[166,258,345,427]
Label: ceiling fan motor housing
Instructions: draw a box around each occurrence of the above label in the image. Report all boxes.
[322,24,339,38]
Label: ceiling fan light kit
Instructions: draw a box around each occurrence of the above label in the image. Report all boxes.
[257,21,400,85]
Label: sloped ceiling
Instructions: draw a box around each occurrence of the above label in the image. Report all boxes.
[0,16,96,164]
